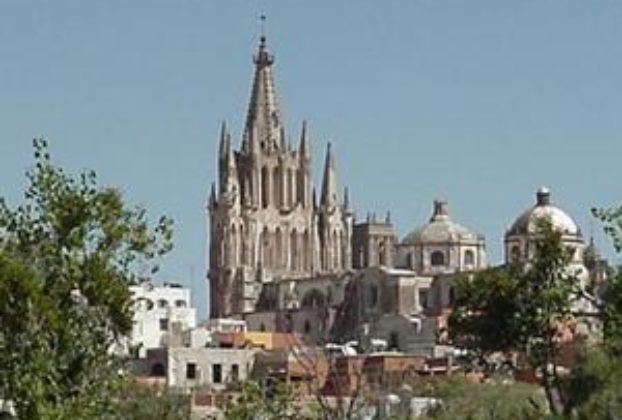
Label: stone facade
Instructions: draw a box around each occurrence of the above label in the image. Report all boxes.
[352,213,398,269]
[208,36,352,318]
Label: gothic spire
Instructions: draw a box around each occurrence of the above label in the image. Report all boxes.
[320,142,339,210]
[209,182,217,208]
[218,121,237,195]
[218,121,228,161]
[242,34,285,154]
[299,120,309,158]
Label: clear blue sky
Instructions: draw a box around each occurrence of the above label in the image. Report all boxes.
[1,1,621,317]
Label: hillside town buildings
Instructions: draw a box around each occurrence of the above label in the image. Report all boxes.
[126,32,609,419]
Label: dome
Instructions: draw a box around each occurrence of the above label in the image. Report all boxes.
[507,187,581,237]
[402,200,480,245]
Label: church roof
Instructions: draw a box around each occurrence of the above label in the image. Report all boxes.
[506,187,581,237]
[402,200,480,245]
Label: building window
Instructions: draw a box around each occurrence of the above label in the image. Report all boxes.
[159,318,169,331]
[259,323,266,332]
[304,320,311,334]
[261,166,269,208]
[431,251,445,266]
[212,364,222,383]
[389,331,399,350]
[511,245,521,263]
[175,299,187,308]
[379,242,386,266]
[150,363,165,377]
[448,287,456,305]
[369,285,378,306]
[464,250,475,266]
[419,290,428,310]
[158,299,169,308]
[186,363,197,380]
[231,364,239,382]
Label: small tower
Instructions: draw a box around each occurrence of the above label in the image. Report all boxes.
[352,211,397,269]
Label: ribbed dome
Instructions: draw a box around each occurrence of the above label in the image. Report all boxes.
[507,187,580,237]
[402,200,479,245]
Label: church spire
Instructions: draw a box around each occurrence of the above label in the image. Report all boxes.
[218,121,228,161]
[320,142,339,210]
[242,30,285,155]
[218,121,238,196]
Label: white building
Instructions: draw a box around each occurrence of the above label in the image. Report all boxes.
[130,282,197,357]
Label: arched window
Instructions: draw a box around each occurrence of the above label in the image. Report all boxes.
[464,250,475,266]
[261,166,269,208]
[431,251,445,266]
[290,229,298,271]
[288,168,295,207]
[175,299,187,308]
[272,166,281,208]
[303,230,310,271]
[261,227,270,269]
[275,227,283,269]
[240,224,247,264]
[511,245,521,263]
[231,224,237,265]
[296,169,304,205]
[157,299,169,308]
[333,230,339,269]
[378,242,386,266]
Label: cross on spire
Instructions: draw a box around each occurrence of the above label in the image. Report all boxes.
[260,13,267,44]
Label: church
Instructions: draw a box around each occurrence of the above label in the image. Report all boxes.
[207,34,352,319]
[207,35,606,354]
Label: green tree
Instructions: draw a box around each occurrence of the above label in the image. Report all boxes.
[558,206,622,418]
[0,139,173,419]
[116,382,190,420]
[592,205,622,253]
[449,218,579,416]
[223,380,308,420]
[419,376,547,420]
[562,342,622,418]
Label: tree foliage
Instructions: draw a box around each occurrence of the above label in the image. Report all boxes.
[116,382,190,420]
[592,205,622,252]
[561,343,622,418]
[419,376,547,420]
[0,139,173,419]
[449,218,579,415]
[223,380,308,420]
